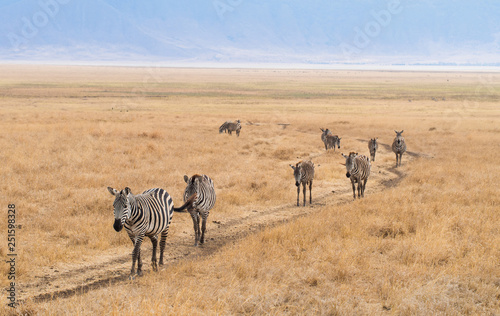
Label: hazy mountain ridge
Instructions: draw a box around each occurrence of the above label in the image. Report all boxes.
[1,0,499,65]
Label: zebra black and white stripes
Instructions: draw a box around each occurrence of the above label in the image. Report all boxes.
[341,152,371,199]
[392,130,407,167]
[177,174,216,246]
[368,138,378,162]
[219,120,241,136]
[320,128,340,151]
[290,160,315,206]
[107,187,196,278]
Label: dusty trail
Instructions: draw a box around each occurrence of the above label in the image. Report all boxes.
[18,140,425,303]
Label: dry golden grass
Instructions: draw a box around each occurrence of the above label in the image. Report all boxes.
[0,65,499,315]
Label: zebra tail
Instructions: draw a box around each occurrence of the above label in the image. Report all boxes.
[173,193,197,212]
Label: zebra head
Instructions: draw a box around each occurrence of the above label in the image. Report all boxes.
[107,187,132,232]
[289,162,303,187]
[341,152,358,178]
[336,137,342,149]
[184,174,201,203]
[394,130,404,145]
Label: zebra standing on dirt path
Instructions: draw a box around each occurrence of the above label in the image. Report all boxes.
[289,160,315,206]
[176,174,216,247]
[392,130,407,167]
[219,120,241,136]
[368,138,379,162]
[107,187,196,279]
[341,152,371,199]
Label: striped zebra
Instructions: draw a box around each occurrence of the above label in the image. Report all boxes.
[326,134,341,151]
[289,160,315,206]
[320,128,341,151]
[176,174,216,246]
[341,152,371,199]
[107,187,196,279]
[368,137,379,162]
[219,120,241,136]
[392,130,407,167]
[320,128,332,150]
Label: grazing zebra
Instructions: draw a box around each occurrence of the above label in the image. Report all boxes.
[368,137,379,162]
[341,152,371,199]
[392,130,407,167]
[219,121,230,134]
[176,174,216,246]
[289,160,315,206]
[107,187,196,278]
[320,128,332,150]
[219,120,241,136]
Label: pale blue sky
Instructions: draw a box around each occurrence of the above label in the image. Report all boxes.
[1,0,499,65]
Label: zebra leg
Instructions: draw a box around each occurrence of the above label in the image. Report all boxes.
[158,229,169,266]
[309,180,313,205]
[131,235,144,278]
[150,235,158,272]
[200,212,208,244]
[296,185,300,206]
[351,179,356,199]
[190,211,200,246]
[303,183,307,207]
[362,178,367,197]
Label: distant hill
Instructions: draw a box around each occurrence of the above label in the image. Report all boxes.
[1,0,499,66]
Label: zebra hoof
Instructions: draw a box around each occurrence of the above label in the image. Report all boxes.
[129,274,136,280]
[137,270,144,277]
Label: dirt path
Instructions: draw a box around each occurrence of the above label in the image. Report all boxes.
[18,140,425,303]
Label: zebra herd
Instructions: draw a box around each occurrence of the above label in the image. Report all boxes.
[293,129,407,204]
[108,122,406,279]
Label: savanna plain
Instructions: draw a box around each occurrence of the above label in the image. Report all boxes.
[0,65,499,315]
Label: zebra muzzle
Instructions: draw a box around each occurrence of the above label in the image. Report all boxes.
[295,182,300,187]
[113,219,123,232]
[346,172,351,178]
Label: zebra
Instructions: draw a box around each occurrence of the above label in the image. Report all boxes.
[107,187,196,279]
[219,120,241,136]
[320,128,341,151]
[368,137,379,162]
[392,130,407,167]
[326,134,341,151]
[320,128,332,150]
[175,174,216,246]
[289,160,315,206]
[341,152,371,199]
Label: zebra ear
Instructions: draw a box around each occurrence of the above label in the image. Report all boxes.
[401,130,404,134]
[184,175,189,183]
[289,164,295,170]
[107,187,118,196]
[341,153,347,159]
[124,187,132,195]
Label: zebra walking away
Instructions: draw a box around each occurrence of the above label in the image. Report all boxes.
[107,187,196,278]
[341,152,371,199]
[392,130,407,167]
[289,160,315,206]
[320,128,332,150]
[176,174,216,246]
[368,137,379,162]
